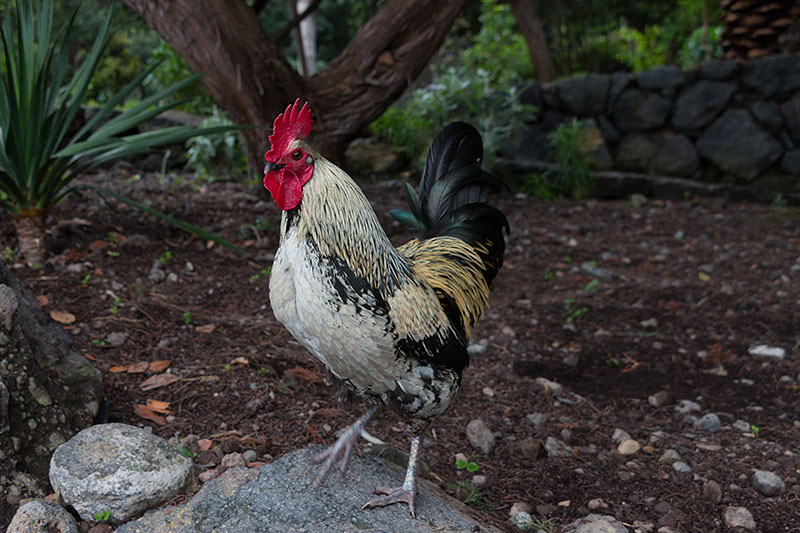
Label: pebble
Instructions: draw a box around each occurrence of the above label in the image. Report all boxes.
[198,469,219,483]
[618,439,641,455]
[659,449,681,464]
[511,511,533,530]
[580,262,613,280]
[534,377,563,396]
[618,470,634,481]
[648,390,671,408]
[702,480,722,503]
[106,332,128,347]
[751,470,785,496]
[526,412,547,429]
[481,387,495,397]
[693,413,721,432]
[466,342,487,356]
[748,344,785,359]
[722,507,756,530]
[675,400,701,414]
[242,449,257,463]
[587,498,608,510]
[611,428,631,443]
[220,452,247,472]
[166,272,179,283]
[732,419,752,433]
[640,317,658,328]
[672,461,691,473]
[544,436,572,457]
[508,502,531,519]
[465,419,495,454]
[471,475,488,488]
[510,438,544,459]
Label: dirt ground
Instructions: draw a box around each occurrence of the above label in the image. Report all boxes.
[9,165,800,532]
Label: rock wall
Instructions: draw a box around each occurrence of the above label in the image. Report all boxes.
[514,54,800,195]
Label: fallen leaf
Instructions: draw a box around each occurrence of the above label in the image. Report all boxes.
[126,361,149,374]
[36,294,49,306]
[230,356,249,366]
[140,373,180,391]
[284,366,324,384]
[197,438,213,451]
[149,360,171,372]
[196,324,216,333]
[134,404,166,425]
[108,365,128,373]
[50,310,76,324]
[698,271,711,282]
[146,399,172,414]
[89,240,108,251]
[84,353,96,361]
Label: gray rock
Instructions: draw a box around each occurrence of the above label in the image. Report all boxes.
[733,419,752,433]
[742,54,800,99]
[465,419,495,454]
[581,262,613,280]
[555,75,610,116]
[608,72,635,110]
[49,423,194,524]
[580,119,613,169]
[693,413,721,432]
[675,400,701,414]
[511,510,534,530]
[649,134,698,176]
[598,114,620,143]
[783,92,800,144]
[616,134,657,171]
[526,412,547,429]
[116,445,500,533]
[467,342,487,356]
[638,65,685,95]
[618,439,641,455]
[509,501,532,519]
[749,101,784,133]
[699,60,741,80]
[722,506,756,530]
[6,499,78,533]
[648,390,671,408]
[612,428,631,443]
[514,123,550,161]
[751,470,785,496]
[696,108,782,180]
[703,480,722,503]
[659,449,681,464]
[106,331,128,347]
[748,344,786,359]
[672,461,692,473]
[612,88,671,132]
[672,80,736,131]
[534,377,563,396]
[544,436,572,457]
[561,513,629,533]
[0,284,19,331]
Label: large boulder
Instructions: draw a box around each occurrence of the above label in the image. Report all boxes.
[116,445,502,533]
[672,80,737,131]
[0,260,104,530]
[696,108,783,180]
[637,65,686,96]
[6,499,79,533]
[49,423,195,525]
[742,54,800,99]
[650,134,699,177]
[554,75,610,116]
[612,88,671,132]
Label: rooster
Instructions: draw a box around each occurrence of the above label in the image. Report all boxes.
[264,99,508,517]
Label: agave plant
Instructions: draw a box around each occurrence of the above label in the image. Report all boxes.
[0,0,240,265]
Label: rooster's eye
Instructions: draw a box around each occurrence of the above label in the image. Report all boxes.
[291,150,303,161]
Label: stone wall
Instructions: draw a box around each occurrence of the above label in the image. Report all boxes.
[513,54,800,195]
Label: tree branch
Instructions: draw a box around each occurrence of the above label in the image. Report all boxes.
[275,0,323,43]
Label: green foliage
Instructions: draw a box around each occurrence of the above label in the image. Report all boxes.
[547,119,594,199]
[456,458,480,473]
[447,480,486,509]
[371,66,534,169]
[185,107,248,179]
[81,30,143,103]
[182,311,192,326]
[93,510,110,522]
[562,298,589,323]
[173,443,197,459]
[143,41,213,113]
[0,0,241,226]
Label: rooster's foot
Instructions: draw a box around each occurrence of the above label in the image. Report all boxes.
[362,483,417,518]
[312,405,381,486]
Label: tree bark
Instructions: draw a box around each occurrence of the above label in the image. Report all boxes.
[13,215,46,267]
[508,0,556,83]
[123,0,466,168]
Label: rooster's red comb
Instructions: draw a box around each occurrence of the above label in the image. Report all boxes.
[265,99,313,160]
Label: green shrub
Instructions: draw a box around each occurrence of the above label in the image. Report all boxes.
[144,41,213,114]
[547,119,594,199]
[185,107,248,180]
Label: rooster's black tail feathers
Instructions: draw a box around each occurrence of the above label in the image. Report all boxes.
[390,122,509,286]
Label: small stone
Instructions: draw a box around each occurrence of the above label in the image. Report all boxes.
[534,377,563,396]
[702,480,722,503]
[648,390,671,407]
[6,499,78,533]
[526,412,547,429]
[722,507,756,530]
[751,470,785,496]
[640,317,658,328]
[465,419,495,454]
[618,470,634,481]
[471,474,488,488]
[587,498,608,510]
[618,439,641,455]
[560,514,628,533]
[166,272,179,283]
[242,449,257,463]
[612,428,631,443]
[509,502,532,519]
[654,501,672,514]
[733,419,751,433]
[672,461,691,473]
[748,344,785,359]
[454,452,468,464]
[693,413,721,432]
[148,268,166,283]
[198,469,219,483]
[467,342,487,356]
[106,332,128,347]
[510,438,544,459]
[675,400,701,414]
[481,387,495,397]
[659,449,681,464]
[511,511,533,530]
[544,436,572,457]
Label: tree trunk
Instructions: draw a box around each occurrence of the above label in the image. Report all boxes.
[720,0,799,60]
[13,214,46,267]
[508,0,556,83]
[123,0,466,168]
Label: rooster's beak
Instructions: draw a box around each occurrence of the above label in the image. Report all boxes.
[264,161,285,174]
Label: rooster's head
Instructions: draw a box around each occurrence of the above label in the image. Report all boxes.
[263,99,314,210]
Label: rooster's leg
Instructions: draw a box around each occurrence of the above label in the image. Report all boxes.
[312,405,382,486]
[362,435,420,518]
